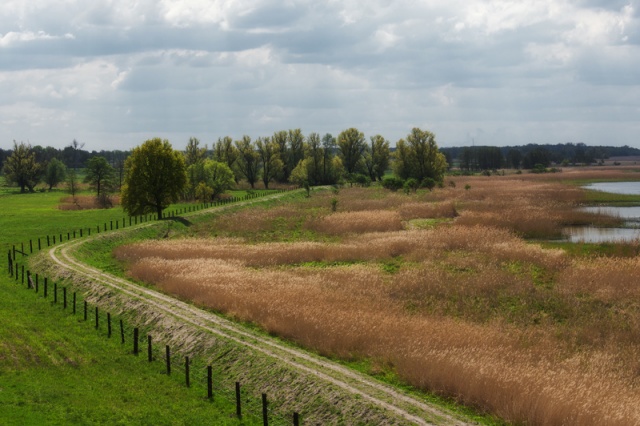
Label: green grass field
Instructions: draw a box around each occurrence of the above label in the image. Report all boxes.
[0,183,269,425]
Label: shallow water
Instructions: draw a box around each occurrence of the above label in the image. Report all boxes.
[583,181,640,195]
[563,183,640,243]
[563,226,640,243]
[578,206,640,220]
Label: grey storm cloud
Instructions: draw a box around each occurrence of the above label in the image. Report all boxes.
[0,0,639,150]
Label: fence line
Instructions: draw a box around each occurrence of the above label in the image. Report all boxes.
[6,189,295,262]
[6,263,303,425]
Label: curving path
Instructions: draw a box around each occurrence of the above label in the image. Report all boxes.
[47,195,473,426]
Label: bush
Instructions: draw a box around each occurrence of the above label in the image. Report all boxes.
[382,176,404,192]
[404,178,420,193]
[421,177,436,191]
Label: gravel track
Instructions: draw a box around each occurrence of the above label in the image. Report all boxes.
[47,194,473,426]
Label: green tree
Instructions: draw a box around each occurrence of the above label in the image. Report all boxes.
[393,128,447,183]
[321,133,337,184]
[44,158,67,190]
[202,160,235,199]
[337,128,366,175]
[272,130,290,182]
[289,158,310,188]
[66,169,80,202]
[288,129,305,178]
[256,137,283,189]
[184,137,207,167]
[213,136,239,181]
[3,141,43,193]
[121,138,187,219]
[363,135,390,181]
[306,132,323,185]
[84,156,115,197]
[234,136,261,188]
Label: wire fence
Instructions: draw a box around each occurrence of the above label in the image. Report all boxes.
[7,262,303,425]
[6,189,294,263]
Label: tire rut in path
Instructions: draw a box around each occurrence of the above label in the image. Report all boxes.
[47,197,473,426]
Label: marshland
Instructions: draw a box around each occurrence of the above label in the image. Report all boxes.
[113,167,640,426]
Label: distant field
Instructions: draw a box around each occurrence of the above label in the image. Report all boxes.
[113,168,640,426]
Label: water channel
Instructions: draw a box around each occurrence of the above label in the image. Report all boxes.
[563,181,640,243]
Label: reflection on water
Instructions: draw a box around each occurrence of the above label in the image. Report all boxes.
[563,226,640,243]
[578,206,640,221]
[584,181,640,195]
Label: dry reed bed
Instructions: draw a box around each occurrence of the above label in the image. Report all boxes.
[115,173,640,425]
[117,224,640,425]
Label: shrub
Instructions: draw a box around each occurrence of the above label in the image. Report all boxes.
[382,176,404,192]
[404,178,419,194]
[421,177,437,191]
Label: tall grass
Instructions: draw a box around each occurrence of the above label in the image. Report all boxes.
[115,170,640,425]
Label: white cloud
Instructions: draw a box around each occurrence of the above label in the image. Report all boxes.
[0,0,639,150]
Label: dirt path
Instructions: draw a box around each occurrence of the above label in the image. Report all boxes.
[47,195,474,426]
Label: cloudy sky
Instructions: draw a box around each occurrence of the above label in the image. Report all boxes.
[1,1,639,151]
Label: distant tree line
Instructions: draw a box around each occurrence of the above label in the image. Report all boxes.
[440,143,640,170]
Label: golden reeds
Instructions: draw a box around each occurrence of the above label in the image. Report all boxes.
[114,170,640,425]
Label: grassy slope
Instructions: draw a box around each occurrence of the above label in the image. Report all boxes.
[0,187,256,425]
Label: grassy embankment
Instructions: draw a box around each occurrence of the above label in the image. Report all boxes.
[106,168,640,426]
[0,184,264,425]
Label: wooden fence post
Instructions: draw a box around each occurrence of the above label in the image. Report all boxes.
[73,293,76,314]
[21,265,24,285]
[29,240,33,254]
[293,412,300,426]
[120,320,124,344]
[80,229,83,237]
[185,356,190,387]
[73,230,76,239]
[7,250,12,276]
[262,393,268,426]
[107,313,112,338]
[63,287,67,309]
[147,335,152,362]
[53,282,57,303]
[133,328,139,355]
[35,274,39,293]
[67,232,70,241]
[95,306,99,329]
[84,301,87,321]
[166,346,171,375]
[235,382,242,418]
[53,235,56,244]
[26,270,31,288]
[44,278,48,298]
[38,238,41,250]
[47,235,50,246]
[207,366,213,399]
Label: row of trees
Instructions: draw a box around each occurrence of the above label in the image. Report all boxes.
[2,127,449,215]
[441,142,640,171]
[1,141,119,201]
[119,129,447,219]
[183,127,447,195]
